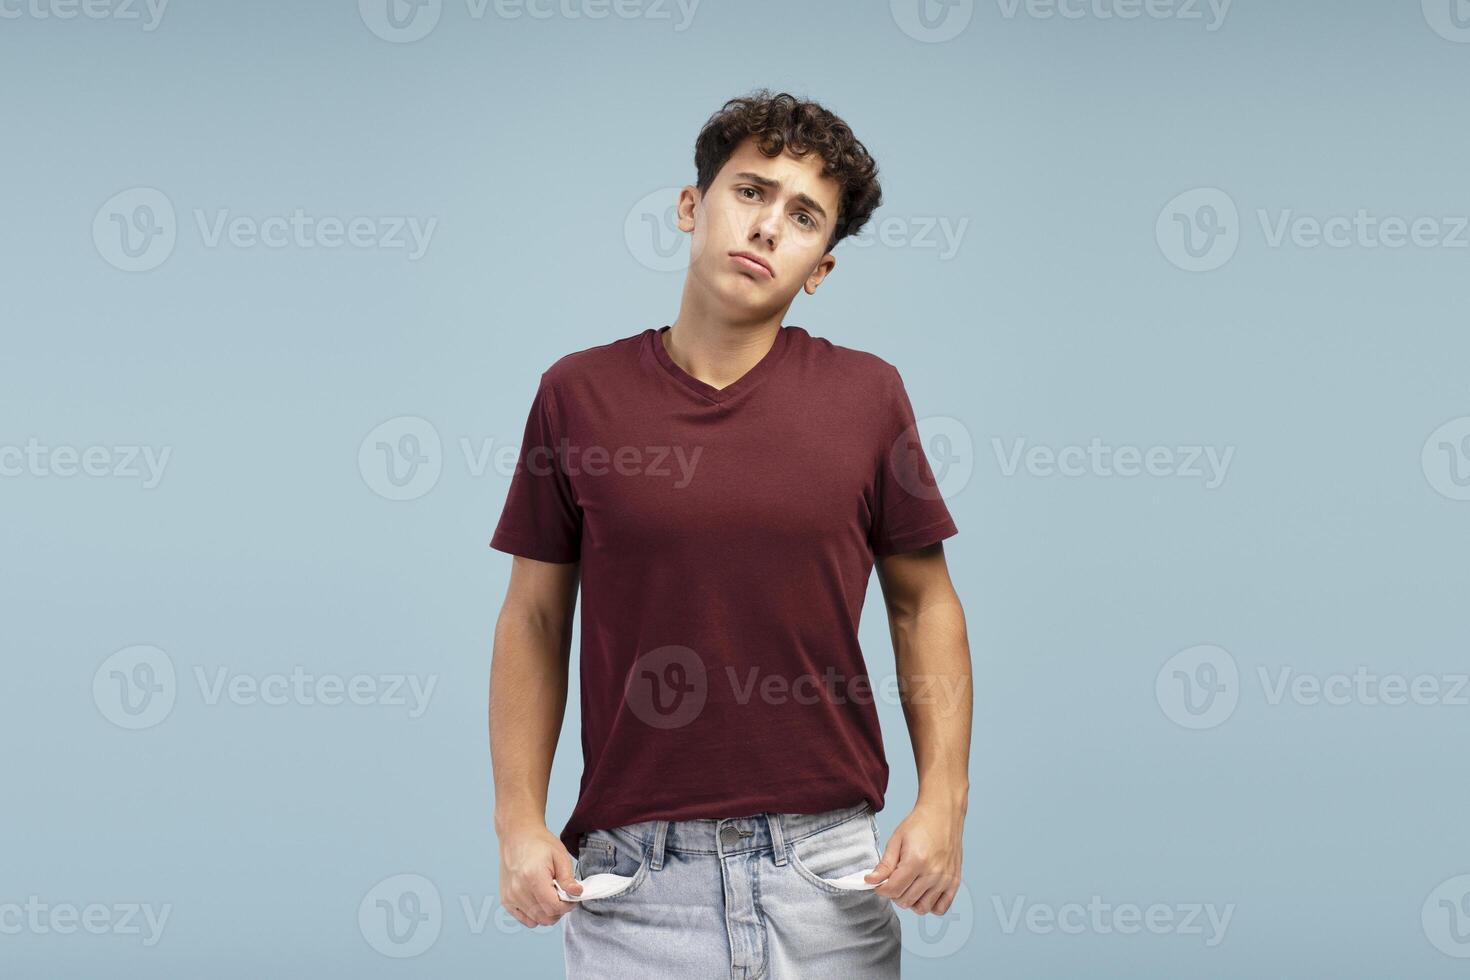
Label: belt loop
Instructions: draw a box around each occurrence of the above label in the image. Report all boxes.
[767,812,787,866]
[650,819,669,871]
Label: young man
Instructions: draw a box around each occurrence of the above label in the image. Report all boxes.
[489,90,971,979]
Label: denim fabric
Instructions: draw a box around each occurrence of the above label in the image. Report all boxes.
[562,800,901,979]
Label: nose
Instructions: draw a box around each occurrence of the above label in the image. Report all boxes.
[750,204,781,246]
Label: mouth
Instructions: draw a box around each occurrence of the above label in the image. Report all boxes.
[729,251,774,279]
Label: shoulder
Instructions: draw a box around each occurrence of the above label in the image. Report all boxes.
[785,325,904,388]
[537,328,648,391]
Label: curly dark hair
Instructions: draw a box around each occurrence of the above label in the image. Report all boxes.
[694,89,883,254]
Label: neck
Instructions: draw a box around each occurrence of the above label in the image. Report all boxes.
[664,302,784,392]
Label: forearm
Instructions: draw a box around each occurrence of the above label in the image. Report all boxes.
[889,592,972,814]
[490,607,572,836]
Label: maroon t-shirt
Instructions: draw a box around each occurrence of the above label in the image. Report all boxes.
[490,324,958,855]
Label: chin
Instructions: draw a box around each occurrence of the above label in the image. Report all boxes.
[703,277,757,307]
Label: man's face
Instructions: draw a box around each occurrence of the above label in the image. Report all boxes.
[678,136,841,314]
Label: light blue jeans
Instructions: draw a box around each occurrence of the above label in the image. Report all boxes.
[561,800,901,979]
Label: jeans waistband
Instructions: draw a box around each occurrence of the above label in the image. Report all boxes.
[606,800,873,870]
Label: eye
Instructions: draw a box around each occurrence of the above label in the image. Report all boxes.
[739,186,761,200]
[795,212,814,228]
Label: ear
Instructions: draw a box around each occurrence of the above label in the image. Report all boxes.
[803,252,837,294]
[676,185,699,234]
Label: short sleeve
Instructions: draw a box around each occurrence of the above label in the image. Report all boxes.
[869,366,959,557]
[488,377,583,563]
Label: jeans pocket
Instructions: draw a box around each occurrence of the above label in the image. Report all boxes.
[788,815,884,895]
[561,830,650,904]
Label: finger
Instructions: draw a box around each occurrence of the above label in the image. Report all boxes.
[546,873,581,911]
[553,850,584,902]
[527,903,561,927]
[869,841,909,896]
[532,891,577,921]
[910,883,945,915]
[894,874,936,910]
[534,877,579,920]
[509,885,558,927]
[867,841,901,883]
[874,857,920,902]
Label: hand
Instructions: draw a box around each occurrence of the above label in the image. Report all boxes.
[498,822,581,928]
[865,801,964,915]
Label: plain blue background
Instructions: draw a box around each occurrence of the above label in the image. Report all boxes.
[4,0,1470,976]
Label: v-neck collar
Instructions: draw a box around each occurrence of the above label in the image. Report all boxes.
[649,324,792,405]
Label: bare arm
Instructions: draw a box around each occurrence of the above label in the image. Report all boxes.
[865,541,972,915]
[489,554,582,927]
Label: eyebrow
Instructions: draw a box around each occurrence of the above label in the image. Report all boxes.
[730,171,829,223]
